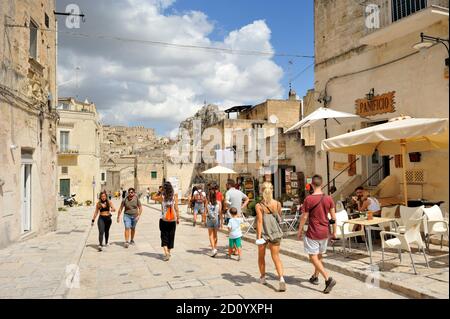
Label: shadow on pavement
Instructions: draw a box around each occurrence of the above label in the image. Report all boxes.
[221,271,256,287]
[136,252,164,260]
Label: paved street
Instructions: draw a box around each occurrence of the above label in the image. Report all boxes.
[0,201,405,299]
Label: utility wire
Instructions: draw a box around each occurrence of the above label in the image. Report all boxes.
[290,62,315,82]
[5,24,314,59]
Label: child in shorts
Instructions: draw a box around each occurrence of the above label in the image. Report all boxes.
[227,207,242,261]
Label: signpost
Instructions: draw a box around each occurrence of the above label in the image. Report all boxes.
[92,177,96,205]
[355,91,396,117]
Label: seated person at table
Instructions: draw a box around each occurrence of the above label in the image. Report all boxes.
[354,190,381,216]
[349,186,364,211]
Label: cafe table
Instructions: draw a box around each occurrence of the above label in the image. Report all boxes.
[344,217,397,265]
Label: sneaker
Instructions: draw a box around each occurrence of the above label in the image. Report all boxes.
[236,255,241,261]
[259,277,267,285]
[309,275,319,285]
[211,249,218,257]
[124,242,129,248]
[279,280,286,292]
[98,245,103,252]
[130,240,135,245]
[226,254,231,259]
[323,277,336,294]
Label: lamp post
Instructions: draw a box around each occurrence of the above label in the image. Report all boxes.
[413,32,449,66]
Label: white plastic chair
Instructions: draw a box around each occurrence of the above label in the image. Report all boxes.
[330,210,366,254]
[380,206,429,275]
[422,205,449,251]
[398,206,423,228]
[371,205,399,232]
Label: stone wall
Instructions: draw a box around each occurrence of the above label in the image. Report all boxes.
[0,0,58,248]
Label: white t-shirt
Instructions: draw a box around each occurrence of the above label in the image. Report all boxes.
[225,187,248,216]
[228,218,242,239]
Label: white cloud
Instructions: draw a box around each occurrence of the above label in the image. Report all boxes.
[57,0,284,134]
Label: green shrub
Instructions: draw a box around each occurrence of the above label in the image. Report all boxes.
[85,200,93,206]
[247,196,262,216]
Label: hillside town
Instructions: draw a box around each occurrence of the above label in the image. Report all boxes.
[0,0,449,301]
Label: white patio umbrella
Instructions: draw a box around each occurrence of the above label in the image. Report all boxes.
[202,165,237,191]
[285,107,363,193]
[321,116,449,205]
[202,165,237,175]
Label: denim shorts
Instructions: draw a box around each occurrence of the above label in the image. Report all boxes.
[123,214,138,229]
[193,203,205,214]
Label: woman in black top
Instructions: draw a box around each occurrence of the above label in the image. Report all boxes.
[92,191,116,251]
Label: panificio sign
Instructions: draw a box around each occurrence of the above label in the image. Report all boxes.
[355,91,396,117]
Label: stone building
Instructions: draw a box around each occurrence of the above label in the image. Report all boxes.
[171,95,313,199]
[0,0,58,248]
[312,0,449,208]
[56,98,102,204]
[100,125,171,195]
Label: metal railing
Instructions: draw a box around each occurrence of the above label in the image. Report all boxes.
[58,145,79,154]
[363,0,445,35]
[356,157,394,190]
[322,157,360,194]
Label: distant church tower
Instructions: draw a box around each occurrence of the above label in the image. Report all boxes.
[288,83,297,101]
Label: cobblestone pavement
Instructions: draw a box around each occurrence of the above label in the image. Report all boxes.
[0,206,92,298]
[178,204,448,299]
[0,202,406,299]
[64,202,407,298]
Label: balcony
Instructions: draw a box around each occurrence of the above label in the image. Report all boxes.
[361,0,449,46]
[58,145,80,155]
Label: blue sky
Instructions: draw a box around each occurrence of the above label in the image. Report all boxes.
[57,0,315,135]
[170,0,315,99]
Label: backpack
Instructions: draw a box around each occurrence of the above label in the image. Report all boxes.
[163,201,175,222]
[194,191,205,203]
[207,204,217,224]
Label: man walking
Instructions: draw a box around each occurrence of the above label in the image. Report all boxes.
[117,188,142,248]
[224,179,249,224]
[298,175,337,294]
[192,186,206,227]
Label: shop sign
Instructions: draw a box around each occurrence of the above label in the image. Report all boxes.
[355,91,396,117]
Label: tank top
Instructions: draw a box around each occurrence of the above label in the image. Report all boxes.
[98,201,110,213]
[367,197,381,212]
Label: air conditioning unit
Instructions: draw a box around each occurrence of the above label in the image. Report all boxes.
[405,169,426,184]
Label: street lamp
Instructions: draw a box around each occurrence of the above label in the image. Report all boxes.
[413,32,449,66]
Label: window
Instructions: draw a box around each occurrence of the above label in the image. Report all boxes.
[29,20,38,59]
[392,0,427,22]
[151,171,157,179]
[61,167,68,174]
[45,13,50,28]
[101,172,106,182]
[60,131,69,151]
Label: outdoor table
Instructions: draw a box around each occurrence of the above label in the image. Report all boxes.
[345,217,397,265]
